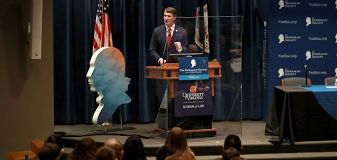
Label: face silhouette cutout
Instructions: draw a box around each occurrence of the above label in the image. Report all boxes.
[278,0,285,9]
[278,68,285,78]
[86,47,131,124]
[191,59,196,68]
[305,51,311,60]
[306,17,312,26]
[278,34,285,44]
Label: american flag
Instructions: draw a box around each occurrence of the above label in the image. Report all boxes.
[92,0,113,54]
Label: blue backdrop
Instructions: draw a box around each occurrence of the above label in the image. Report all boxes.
[261,0,337,117]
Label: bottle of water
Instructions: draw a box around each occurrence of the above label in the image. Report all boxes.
[335,79,337,86]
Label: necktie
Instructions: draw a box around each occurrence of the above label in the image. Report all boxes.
[167,28,172,48]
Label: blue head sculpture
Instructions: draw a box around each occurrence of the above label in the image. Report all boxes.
[86,47,131,124]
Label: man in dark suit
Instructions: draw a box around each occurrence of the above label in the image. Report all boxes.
[149,7,188,65]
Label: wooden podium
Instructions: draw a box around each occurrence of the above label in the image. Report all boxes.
[146,61,222,137]
[146,62,222,98]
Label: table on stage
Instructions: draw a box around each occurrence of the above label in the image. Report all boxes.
[265,85,337,144]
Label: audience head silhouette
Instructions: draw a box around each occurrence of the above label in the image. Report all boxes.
[123,134,146,160]
[105,138,124,160]
[165,127,188,152]
[222,147,240,160]
[45,134,64,149]
[224,134,242,152]
[38,143,61,160]
[71,137,97,160]
[96,146,116,160]
[164,127,196,160]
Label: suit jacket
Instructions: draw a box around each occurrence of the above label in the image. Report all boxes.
[149,24,188,64]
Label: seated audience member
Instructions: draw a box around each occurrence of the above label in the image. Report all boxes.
[45,134,67,160]
[222,147,240,160]
[70,137,97,160]
[164,127,196,160]
[37,143,61,160]
[155,145,173,160]
[165,153,185,160]
[224,134,242,153]
[96,146,116,160]
[231,157,246,160]
[123,134,147,160]
[104,138,124,160]
[45,134,64,148]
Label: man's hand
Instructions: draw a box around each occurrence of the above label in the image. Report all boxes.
[158,58,166,66]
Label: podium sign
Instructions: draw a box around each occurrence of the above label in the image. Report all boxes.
[174,80,212,117]
[175,57,212,117]
[178,57,208,80]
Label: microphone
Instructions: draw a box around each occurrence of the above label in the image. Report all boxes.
[162,38,167,57]
[160,34,168,65]
[303,65,311,87]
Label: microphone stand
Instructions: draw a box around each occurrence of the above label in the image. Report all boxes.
[161,39,167,66]
[303,65,311,87]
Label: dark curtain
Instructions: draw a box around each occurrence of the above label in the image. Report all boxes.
[54,0,98,124]
[241,0,263,119]
[54,0,263,124]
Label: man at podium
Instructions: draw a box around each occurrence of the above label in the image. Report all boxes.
[149,7,188,65]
